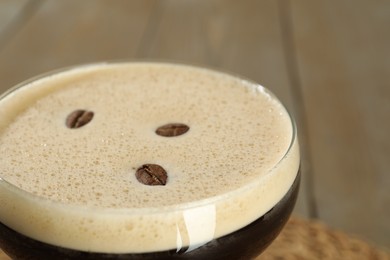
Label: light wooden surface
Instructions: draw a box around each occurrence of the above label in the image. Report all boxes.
[0,0,389,252]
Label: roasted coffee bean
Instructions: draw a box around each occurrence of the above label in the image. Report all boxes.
[155,123,189,137]
[66,110,94,129]
[135,164,168,186]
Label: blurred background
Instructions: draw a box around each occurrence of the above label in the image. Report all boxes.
[0,0,389,252]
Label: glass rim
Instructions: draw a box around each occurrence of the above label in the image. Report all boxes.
[0,60,298,215]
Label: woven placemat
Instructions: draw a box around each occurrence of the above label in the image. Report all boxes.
[1,216,388,259]
[259,216,389,260]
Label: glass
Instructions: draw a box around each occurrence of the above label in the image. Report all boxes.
[0,62,300,259]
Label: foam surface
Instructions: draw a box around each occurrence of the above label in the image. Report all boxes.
[0,63,299,253]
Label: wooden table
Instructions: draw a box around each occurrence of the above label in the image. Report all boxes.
[0,0,389,251]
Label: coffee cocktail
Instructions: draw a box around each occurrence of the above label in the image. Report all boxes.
[0,62,300,259]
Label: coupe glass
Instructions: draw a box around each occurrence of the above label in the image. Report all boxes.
[0,62,300,259]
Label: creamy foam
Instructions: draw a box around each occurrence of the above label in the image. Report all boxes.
[0,62,299,253]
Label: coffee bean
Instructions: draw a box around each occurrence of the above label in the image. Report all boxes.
[66,110,94,129]
[135,164,168,186]
[155,123,189,137]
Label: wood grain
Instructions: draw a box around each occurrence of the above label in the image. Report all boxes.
[290,0,390,247]
[0,0,155,93]
[0,0,32,38]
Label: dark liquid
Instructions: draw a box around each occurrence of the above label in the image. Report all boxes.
[0,171,300,260]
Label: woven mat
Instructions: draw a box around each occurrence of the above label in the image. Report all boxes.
[1,217,388,260]
[259,217,389,260]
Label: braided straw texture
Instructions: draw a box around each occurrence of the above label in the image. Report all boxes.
[0,217,388,259]
[259,217,389,260]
